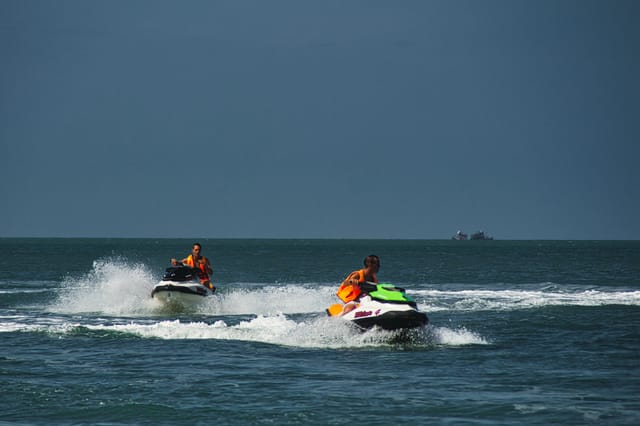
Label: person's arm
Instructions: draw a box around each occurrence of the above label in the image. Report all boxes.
[340,271,360,287]
[203,257,213,275]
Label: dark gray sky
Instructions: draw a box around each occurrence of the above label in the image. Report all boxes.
[1,0,638,239]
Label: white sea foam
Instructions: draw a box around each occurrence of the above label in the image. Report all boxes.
[94,316,474,348]
[412,288,640,312]
[28,258,638,349]
[48,257,158,316]
[46,258,339,317]
[82,315,374,348]
[429,325,489,345]
[196,284,336,316]
[46,258,640,318]
[0,288,46,294]
[1,310,488,349]
[0,315,42,333]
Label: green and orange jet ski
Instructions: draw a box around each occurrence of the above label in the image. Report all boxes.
[326,282,428,331]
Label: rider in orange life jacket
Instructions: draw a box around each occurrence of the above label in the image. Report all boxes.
[170,243,214,291]
[337,255,380,314]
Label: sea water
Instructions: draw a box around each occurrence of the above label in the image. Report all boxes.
[1,238,639,424]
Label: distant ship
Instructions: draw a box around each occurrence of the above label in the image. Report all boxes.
[470,231,493,240]
[452,230,468,240]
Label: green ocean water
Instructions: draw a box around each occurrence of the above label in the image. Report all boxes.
[1,238,639,424]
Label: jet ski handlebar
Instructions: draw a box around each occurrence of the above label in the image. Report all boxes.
[359,281,378,293]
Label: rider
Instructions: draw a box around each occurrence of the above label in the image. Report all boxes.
[336,255,380,313]
[171,242,214,291]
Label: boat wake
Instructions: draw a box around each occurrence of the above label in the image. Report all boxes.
[47,258,640,317]
[81,315,488,348]
[28,257,639,349]
[413,287,640,312]
[0,311,487,349]
[49,257,158,316]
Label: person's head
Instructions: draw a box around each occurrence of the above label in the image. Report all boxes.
[363,255,380,272]
[192,243,202,257]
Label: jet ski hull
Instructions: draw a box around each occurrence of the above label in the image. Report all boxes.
[351,308,428,331]
[151,266,214,309]
[335,297,428,331]
[151,281,214,308]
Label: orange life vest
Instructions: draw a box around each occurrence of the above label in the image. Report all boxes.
[185,254,211,285]
[336,269,365,303]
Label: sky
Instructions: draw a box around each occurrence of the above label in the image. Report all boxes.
[1,0,638,240]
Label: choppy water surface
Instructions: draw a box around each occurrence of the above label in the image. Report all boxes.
[1,239,639,424]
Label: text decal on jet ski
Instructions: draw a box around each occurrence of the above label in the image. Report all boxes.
[354,311,372,318]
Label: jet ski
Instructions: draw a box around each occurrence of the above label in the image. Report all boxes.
[151,266,214,308]
[326,282,428,331]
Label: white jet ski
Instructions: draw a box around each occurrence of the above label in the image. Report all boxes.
[326,282,428,331]
[151,266,214,309]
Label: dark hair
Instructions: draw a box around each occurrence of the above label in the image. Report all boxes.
[193,243,202,249]
[363,255,380,267]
